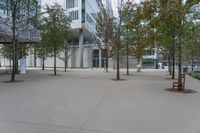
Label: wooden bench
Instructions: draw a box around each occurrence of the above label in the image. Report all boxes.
[173,74,185,91]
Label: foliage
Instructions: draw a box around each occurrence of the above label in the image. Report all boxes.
[96,7,115,72]
[187,71,200,80]
[0,0,38,32]
[0,45,13,60]
[96,9,115,48]
[39,3,71,57]
[183,23,200,59]
[142,59,155,65]
[0,44,30,60]
[39,3,71,75]
[0,0,38,81]
[127,0,158,62]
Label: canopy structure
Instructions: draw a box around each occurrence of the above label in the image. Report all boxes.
[0,18,40,45]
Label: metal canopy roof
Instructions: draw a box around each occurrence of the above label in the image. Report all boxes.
[0,18,40,45]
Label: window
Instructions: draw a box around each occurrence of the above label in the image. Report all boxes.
[146,50,155,56]
[66,0,78,9]
[82,9,85,22]
[69,10,79,20]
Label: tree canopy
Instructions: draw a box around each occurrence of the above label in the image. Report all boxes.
[39,3,71,75]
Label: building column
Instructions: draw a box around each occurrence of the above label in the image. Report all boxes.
[99,49,102,68]
[79,29,84,68]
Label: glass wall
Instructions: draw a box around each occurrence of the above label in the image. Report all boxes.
[85,0,100,32]
[66,0,78,9]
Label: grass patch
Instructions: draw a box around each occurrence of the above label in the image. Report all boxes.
[187,71,200,80]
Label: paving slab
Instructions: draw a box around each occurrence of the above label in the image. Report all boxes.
[0,69,200,133]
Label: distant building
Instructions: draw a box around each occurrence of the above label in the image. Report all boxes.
[65,0,103,68]
[142,48,158,69]
[26,0,114,68]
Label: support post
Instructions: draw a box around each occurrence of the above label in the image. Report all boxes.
[79,29,84,68]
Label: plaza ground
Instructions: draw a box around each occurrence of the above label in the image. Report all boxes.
[0,68,200,133]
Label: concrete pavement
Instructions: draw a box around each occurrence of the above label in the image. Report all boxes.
[0,68,200,133]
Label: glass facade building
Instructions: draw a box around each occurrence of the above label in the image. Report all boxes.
[65,0,101,35]
[64,0,103,68]
[45,0,113,68]
[22,0,114,68]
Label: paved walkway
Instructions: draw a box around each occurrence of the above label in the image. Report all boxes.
[0,68,200,133]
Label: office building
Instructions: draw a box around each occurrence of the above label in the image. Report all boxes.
[26,0,114,68]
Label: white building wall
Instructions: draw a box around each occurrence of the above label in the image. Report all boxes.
[83,46,92,67]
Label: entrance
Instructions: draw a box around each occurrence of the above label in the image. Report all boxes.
[92,49,106,68]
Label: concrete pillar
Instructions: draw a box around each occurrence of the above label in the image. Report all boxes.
[79,29,84,68]
[99,49,102,68]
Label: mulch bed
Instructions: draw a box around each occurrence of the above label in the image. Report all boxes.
[165,88,197,94]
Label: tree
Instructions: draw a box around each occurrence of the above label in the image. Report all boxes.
[183,10,200,71]
[96,8,115,72]
[0,0,38,82]
[121,1,135,75]
[128,0,158,68]
[156,0,180,79]
[40,3,71,75]
[34,41,48,70]
[157,0,200,90]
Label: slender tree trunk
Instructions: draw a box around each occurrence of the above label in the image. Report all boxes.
[178,6,183,91]
[172,54,175,79]
[156,47,158,69]
[15,40,19,74]
[42,55,45,70]
[117,42,120,80]
[11,9,16,82]
[126,38,129,75]
[54,43,57,75]
[172,29,175,79]
[65,45,68,72]
[11,39,16,82]
[126,24,129,75]
[172,45,175,79]
[116,14,121,80]
[156,59,158,69]
[105,45,108,72]
[168,52,171,75]
[191,49,194,71]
